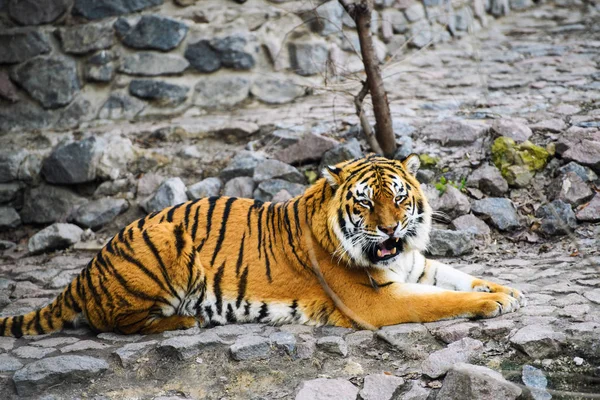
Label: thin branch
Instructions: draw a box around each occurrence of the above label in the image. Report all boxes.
[354,80,383,154]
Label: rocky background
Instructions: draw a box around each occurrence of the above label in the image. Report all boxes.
[1,0,600,398]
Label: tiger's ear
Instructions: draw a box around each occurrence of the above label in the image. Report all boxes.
[402,154,420,176]
[322,165,343,188]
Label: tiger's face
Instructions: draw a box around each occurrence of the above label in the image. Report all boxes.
[323,154,432,268]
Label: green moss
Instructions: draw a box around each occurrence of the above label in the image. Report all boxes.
[491,137,550,184]
[419,154,439,168]
[304,170,318,184]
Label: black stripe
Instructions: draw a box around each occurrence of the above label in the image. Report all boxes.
[186,251,196,292]
[256,206,264,259]
[235,234,245,276]
[45,306,55,330]
[205,196,219,241]
[236,266,248,308]
[137,217,146,231]
[0,317,6,336]
[214,263,225,315]
[290,300,298,318]
[116,246,170,295]
[11,315,23,338]
[191,205,201,240]
[204,305,213,321]
[244,301,251,316]
[210,197,237,266]
[174,224,185,257]
[84,267,108,326]
[166,202,183,222]
[256,302,269,322]
[128,227,134,242]
[142,230,181,299]
[226,304,236,323]
[183,202,193,230]
[292,199,302,237]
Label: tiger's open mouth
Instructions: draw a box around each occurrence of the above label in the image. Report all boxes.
[367,237,402,263]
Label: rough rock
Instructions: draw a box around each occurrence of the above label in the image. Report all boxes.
[556,130,600,172]
[377,323,440,358]
[295,378,358,400]
[13,346,56,359]
[522,365,551,400]
[466,164,509,196]
[8,0,70,25]
[535,200,577,236]
[401,381,430,400]
[275,133,339,165]
[421,337,484,378]
[117,15,188,51]
[548,171,594,207]
[250,77,305,104]
[223,177,256,198]
[0,102,55,132]
[310,0,344,36]
[113,340,157,367]
[230,335,271,361]
[557,162,597,183]
[210,33,257,71]
[187,177,223,199]
[142,177,188,213]
[450,214,491,237]
[316,336,348,357]
[409,20,432,49]
[0,354,23,372]
[0,30,50,64]
[576,194,600,222]
[530,118,566,133]
[220,152,265,181]
[428,229,473,257]
[289,39,329,76]
[74,0,164,20]
[254,179,305,202]
[405,2,426,21]
[159,332,222,360]
[194,76,251,109]
[437,363,521,400]
[57,23,114,54]
[0,150,27,183]
[360,374,405,400]
[253,159,305,184]
[0,71,19,102]
[129,79,189,107]
[269,332,296,354]
[430,186,470,219]
[42,137,103,184]
[10,56,79,109]
[471,198,521,231]
[319,139,363,172]
[71,198,129,230]
[491,119,533,142]
[21,185,87,224]
[184,40,220,73]
[0,182,24,204]
[96,136,135,181]
[28,223,84,254]
[421,120,486,146]
[98,93,145,120]
[510,324,566,358]
[12,355,109,397]
[0,207,21,230]
[119,52,189,76]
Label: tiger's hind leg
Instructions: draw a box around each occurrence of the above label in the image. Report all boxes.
[140,315,198,334]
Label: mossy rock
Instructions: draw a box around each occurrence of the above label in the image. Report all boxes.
[491,137,550,184]
[419,154,439,168]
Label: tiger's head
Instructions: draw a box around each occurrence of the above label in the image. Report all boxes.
[322,154,432,268]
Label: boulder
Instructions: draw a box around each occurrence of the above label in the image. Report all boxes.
[548,171,594,207]
[223,177,256,198]
[117,15,188,51]
[28,223,84,254]
[0,30,50,64]
[74,0,164,20]
[509,324,566,358]
[8,0,70,25]
[220,152,265,181]
[471,198,521,231]
[21,185,87,224]
[194,76,251,109]
[430,186,470,219]
[437,363,521,400]
[0,207,21,230]
[427,229,474,257]
[253,179,305,202]
[450,214,490,237]
[275,133,338,165]
[98,93,145,120]
[142,177,188,213]
[229,335,271,361]
[466,164,508,196]
[296,378,358,400]
[42,137,103,184]
[187,177,223,199]
[253,159,305,184]
[360,374,405,400]
[421,338,483,379]
[251,77,304,104]
[71,198,129,230]
[535,200,577,236]
[119,52,189,76]
[57,23,114,54]
[491,119,532,142]
[129,79,189,107]
[421,120,487,146]
[576,194,600,222]
[319,139,363,172]
[289,39,328,76]
[184,40,220,73]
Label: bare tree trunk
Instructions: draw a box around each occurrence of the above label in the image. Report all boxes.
[339,0,396,157]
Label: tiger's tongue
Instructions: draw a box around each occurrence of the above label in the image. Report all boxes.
[378,243,392,256]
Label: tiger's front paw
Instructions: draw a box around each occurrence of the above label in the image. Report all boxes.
[474,292,521,319]
[472,280,527,307]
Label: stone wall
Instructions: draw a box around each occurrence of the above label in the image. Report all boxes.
[0,0,535,133]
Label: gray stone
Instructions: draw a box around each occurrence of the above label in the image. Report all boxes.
[28,223,84,254]
[422,338,483,379]
[223,177,256,198]
[21,185,87,224]
[32,337,80,348]
[558,162,598,183]
[210,33,256,71]
[360,374,405,400]
[13,346,56,359]
[467,164,509,196]
[11,56,80,109]
[113,340,157,366]
[427,321,481,344]
[393,135,413,160]
[377,323,440,358]
[482,319,516,339]
[74,0,163,20]
[319,139,363,173]
[522,365,551,400]
[230,335,271,361]
[296,378,358,400]
[0,354,22,372]
[510,324,566,358]
[421,120,486,146]
[530,118,566,133]
[187,177,223,199]
[0,206,20,230]
[221,152,265,181]
[269,331,296,354]
[99,93,145,120]
[0,337,16,352]
[471,198,521,231]
[583,289,600,304]
[85,51,115,82]
[119,52,189,76]
[12,355,109,397]
[490,0,510,16]
[383,9,409,34]
[450,214,490,237]
[437,363,521,400]
[159,332,222,360]
[97,333,142,342]
[57,23,114,54]
[194,76,251,109]
[71,198,129,230]
[491,119,532,142]
[184,40,220,73]
[142,177,188,213]
[56,96,96,130]
[311,0,344,36]
[275,133,339,165]
[8,0,70,25]
[253,160,304,184]
[409,20,432,49]
[0,149,27,183]
[254,179,305,202]
[129,79,189,107]
[42,137,103,184]
[535,200,577,236]
[213,121,259,140]
[548,172,594,207]
[576,194,600,222]
[427,229,474,257]
[556,130,600,172]
[289,39,328,76]
[316,336,348,357]
[401,381,430,400]
[251,77,304,105]
[405,2,426,21]
[0,30,50,64]
[0,70,19,102]
[430,186,470,219]
[0,101,55,132]
[118,15,188,51]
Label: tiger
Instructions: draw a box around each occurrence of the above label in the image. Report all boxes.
[0,154,526,337]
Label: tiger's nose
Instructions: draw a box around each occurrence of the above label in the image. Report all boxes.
[378,224,398,236]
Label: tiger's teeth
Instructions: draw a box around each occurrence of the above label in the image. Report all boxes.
[377,249,382,257]
[391,247,397,255]
[395,238,399,243]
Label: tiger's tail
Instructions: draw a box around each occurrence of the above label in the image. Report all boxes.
[0,276,84,337]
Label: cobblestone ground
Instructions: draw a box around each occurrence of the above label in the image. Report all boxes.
[1,3,600,399]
